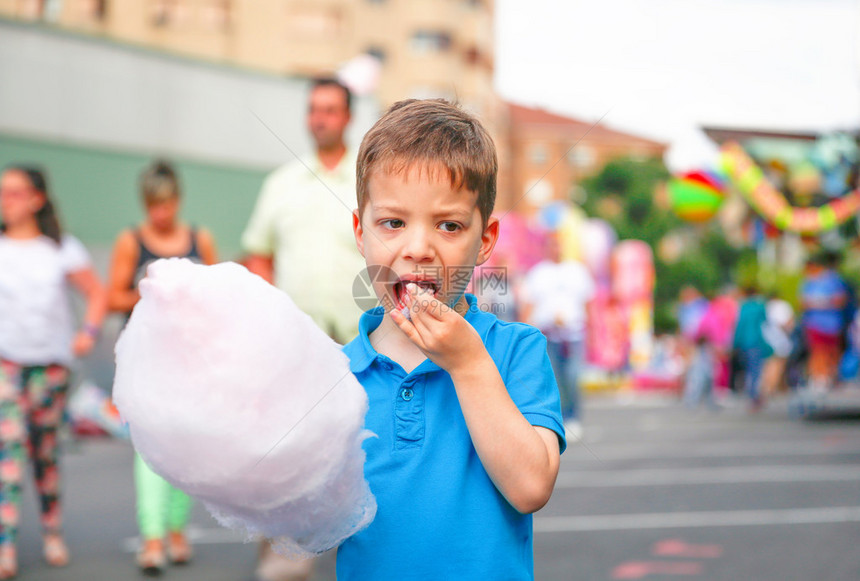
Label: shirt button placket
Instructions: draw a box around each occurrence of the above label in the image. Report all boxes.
[394,376,423,448]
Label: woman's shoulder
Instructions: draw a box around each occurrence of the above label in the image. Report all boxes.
[59,233,86,251]
[113,228,140,249]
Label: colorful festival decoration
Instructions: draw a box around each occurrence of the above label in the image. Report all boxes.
[536,200,587,262]
[580,218,616,295]
[611,240,655,371]
[667,170,726,222]
[720,141,860,234]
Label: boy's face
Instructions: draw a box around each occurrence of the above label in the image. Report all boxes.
[353,165,498,314]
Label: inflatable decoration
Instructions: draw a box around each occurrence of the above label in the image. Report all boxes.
[668,170,726,222]
[720,142,860,234]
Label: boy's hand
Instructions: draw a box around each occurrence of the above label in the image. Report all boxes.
[391,283,485,372]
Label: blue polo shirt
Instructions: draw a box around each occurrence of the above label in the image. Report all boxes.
[337,294,565,580]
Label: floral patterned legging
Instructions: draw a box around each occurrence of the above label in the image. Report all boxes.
[0,359,68,546]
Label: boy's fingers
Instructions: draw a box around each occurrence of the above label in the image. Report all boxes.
[407,286,445,321]
[391,309,426,347]
[407,303,433,336]
[424,297,445,320]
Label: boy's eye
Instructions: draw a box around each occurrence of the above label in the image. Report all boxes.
[439,222,461,233]
[381,219,404,229]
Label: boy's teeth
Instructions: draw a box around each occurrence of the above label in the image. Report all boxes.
[409,281,437,295]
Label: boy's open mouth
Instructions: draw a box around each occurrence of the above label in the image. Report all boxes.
[393,279,439,309]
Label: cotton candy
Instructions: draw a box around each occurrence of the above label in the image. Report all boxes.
[113,258,376,558]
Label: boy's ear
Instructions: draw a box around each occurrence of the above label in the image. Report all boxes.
[476,216,499,266]
[352,209,365,257]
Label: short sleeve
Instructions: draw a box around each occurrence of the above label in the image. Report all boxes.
[499,327,566,453]
[59,235,91,273]
[241,174,280,256]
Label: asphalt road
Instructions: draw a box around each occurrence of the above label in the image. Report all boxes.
[537,393,860,581]
[10,392,860,580]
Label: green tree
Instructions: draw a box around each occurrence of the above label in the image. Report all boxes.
[580,156,741,332]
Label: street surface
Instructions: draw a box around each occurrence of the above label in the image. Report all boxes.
[538,393,860,581]
[10,392,860,580]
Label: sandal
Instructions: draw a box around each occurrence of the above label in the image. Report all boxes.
[42,534,69,568]
[0,544,16,580]
[137,539,166,576]
[167,531,192,565]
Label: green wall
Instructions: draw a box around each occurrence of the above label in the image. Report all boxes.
[1,133,270,259]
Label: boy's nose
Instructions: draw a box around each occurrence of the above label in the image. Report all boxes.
[401,228,436,262]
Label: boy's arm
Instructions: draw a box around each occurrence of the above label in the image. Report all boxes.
[450,354,561,514]
[245,254,275,284]
[392,285,561,514]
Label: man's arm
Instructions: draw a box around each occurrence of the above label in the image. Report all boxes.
[245,254,275,285]
[241,172,281,285]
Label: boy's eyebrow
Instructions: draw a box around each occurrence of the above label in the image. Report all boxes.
[370,204,474,221]
[368,203,405,215]
[432,208,473,220]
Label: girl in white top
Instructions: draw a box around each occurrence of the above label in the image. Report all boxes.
[0,166,107,579]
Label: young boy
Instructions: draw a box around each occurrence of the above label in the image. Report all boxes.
[338,99,566,579]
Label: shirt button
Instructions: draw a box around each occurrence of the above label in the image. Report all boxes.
[400,388,414,401]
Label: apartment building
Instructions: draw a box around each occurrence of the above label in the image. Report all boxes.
[0,0,494,117]
[501,102,667,211]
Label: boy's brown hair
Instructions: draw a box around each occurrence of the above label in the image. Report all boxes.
[356,99,497,226]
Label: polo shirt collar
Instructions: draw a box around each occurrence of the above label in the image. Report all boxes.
[347,294,495,374]
[310,148,354,177]
[347,306,384,373]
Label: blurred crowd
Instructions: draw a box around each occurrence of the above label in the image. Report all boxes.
[677,250,859,412]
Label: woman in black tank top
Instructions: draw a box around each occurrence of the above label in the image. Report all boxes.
[106,160,216,574]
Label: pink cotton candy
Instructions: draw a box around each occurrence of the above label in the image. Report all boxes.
[113,258,376,558]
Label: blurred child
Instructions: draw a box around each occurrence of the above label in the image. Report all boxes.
[0,166,107,578]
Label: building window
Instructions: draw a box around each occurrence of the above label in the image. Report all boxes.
[44,0,63,21]
[286,5,343,38]
[73,0,107,23]
[151,0,190,28]
[530,143,548,165]
[410,30,452,55]
[366,46,386,63]
[202,0,231,32]
[567,145,595,169]
[16,0,46,20]
[525,179,553,205]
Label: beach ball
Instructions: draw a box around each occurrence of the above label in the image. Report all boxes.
[668,170,725,222]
